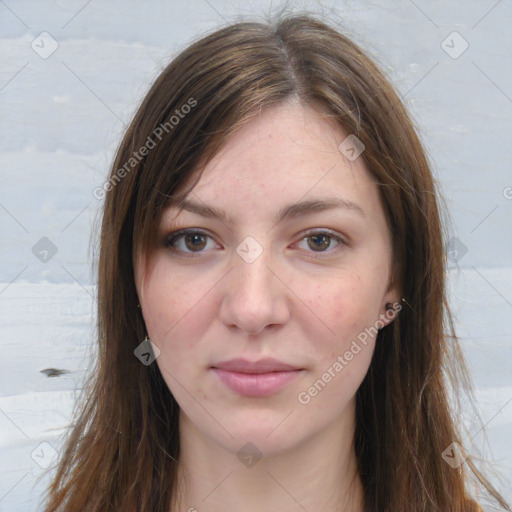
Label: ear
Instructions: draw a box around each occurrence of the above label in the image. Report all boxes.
[377,275,402,329]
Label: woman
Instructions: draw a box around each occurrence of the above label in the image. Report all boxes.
[41,12,510,512]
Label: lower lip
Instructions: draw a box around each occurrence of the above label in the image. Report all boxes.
[212,368,302,397]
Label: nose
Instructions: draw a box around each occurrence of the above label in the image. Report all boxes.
[218,245,291,335]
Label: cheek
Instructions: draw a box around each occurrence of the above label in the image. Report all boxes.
[299,280,378,410]
[296,269,383,384]
[140,260,212,355]
[140,264,212,399]
[141,257,189,322]
[142,275,178,343]
[305,273,380,334]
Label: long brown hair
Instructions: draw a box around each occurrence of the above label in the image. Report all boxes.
[41,11,510,512]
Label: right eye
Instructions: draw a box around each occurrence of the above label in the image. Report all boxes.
[163,229,220,255]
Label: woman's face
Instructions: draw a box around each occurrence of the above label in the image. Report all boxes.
[134,100,400,456]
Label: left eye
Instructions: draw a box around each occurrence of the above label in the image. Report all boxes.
[297,231,343,253]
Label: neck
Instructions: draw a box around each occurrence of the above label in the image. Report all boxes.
[171,402,365,512]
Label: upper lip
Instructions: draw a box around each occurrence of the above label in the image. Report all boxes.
[212,358,302,374]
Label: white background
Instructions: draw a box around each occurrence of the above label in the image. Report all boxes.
[0,1,511,510]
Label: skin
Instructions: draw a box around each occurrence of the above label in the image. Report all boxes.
[134,98,401,512]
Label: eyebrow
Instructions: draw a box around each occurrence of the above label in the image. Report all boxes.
[167,197,366,224]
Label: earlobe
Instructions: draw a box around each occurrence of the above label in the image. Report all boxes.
[377,297,403,330]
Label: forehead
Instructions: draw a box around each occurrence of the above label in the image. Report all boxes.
[165,101,382,224]
[203,101,350,177]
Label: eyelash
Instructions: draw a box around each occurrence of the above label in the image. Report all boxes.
[162,228,348,258]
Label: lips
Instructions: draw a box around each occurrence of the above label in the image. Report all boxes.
[212,357,301,373]
[211,358,303,397]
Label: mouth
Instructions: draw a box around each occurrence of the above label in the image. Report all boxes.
[211,358,304,397]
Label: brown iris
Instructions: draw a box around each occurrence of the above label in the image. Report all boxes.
[307,234,331,251]
[184,233,207,251]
